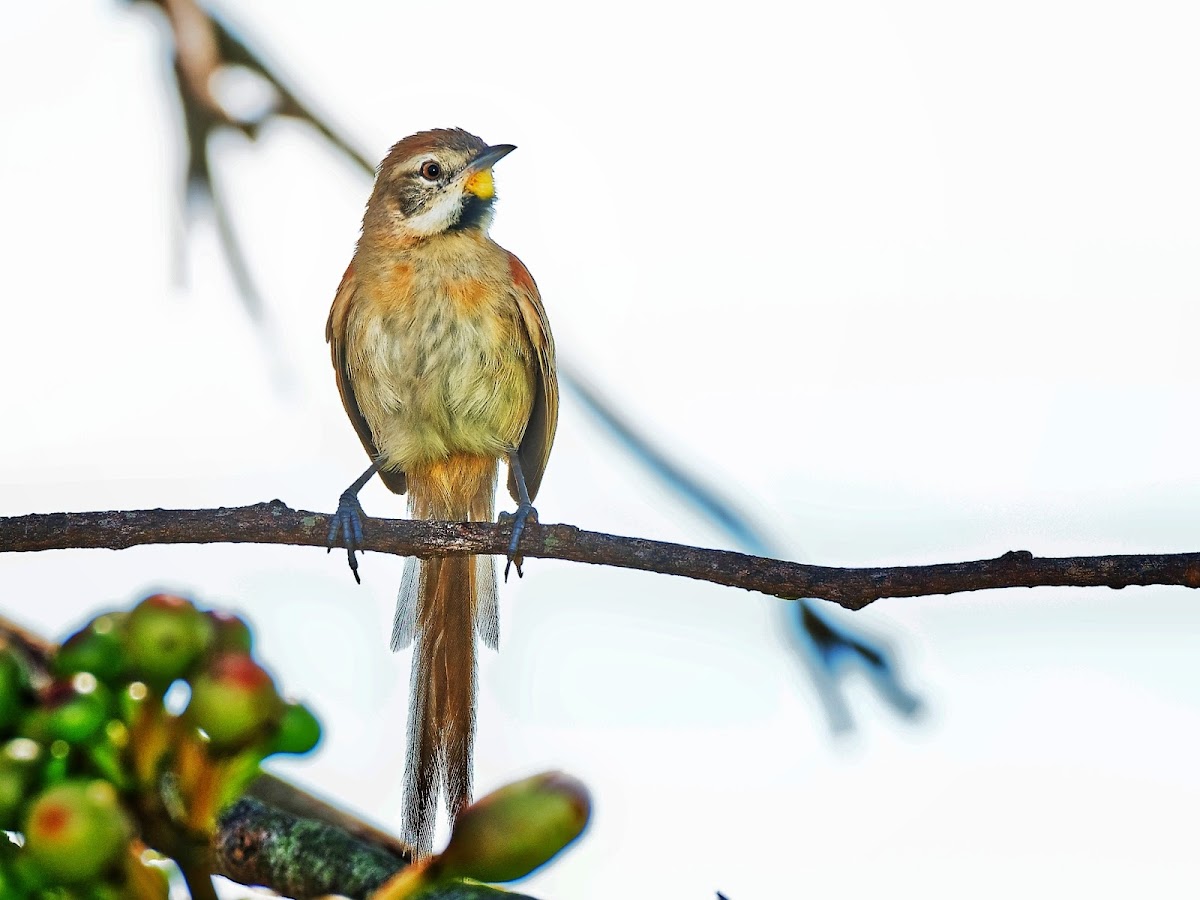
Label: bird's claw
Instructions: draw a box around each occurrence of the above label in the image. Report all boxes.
[499,503,538,582]
[327,490,367,583]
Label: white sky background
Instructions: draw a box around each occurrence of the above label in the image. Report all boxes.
[3,0,1200,897]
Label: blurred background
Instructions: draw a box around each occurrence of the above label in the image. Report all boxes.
[3,0,1200,896]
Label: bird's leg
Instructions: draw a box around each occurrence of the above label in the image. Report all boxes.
[327,458,386,583]
[499,449,538,581]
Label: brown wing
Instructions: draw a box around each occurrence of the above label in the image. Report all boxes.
[326,262,407,494]
[505,252,558,503]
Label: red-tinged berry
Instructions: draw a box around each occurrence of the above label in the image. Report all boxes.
[22,780,131,884]
[207,611,253,653]
[123,594,212,687]
[185,653,282,749]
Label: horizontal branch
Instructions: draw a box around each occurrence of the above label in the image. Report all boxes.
[3,502,1200,609]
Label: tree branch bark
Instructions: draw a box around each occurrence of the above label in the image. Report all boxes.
[3,502,1199,609]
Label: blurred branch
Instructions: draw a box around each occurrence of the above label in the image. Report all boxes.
[565,367,920,726]
[143,0,373,326]
[561,366,777,554]
[5,504,1199,609]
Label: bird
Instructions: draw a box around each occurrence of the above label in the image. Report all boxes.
[324,128,558,857]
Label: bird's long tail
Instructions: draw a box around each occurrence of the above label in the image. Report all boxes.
[392,454,499,858]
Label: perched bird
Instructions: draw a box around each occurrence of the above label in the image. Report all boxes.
[325,128,558,856]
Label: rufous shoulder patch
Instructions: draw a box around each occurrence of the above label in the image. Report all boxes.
[507,252,538,295]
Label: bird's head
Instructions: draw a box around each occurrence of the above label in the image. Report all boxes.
[364,128,516,244]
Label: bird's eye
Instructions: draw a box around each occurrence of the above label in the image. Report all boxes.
[419,161,443,180]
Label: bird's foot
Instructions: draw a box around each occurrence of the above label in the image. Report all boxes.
[327,490,368,584]
[498,503,538,581]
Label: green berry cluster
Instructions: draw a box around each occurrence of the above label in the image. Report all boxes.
[0,593,321,898]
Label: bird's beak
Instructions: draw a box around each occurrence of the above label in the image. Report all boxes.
[462,144,516,200]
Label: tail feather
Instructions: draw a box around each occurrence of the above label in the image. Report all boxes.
[474,533,499,652]
[402,554,477,855]
[391,556,419,651]
[397,454,498,858]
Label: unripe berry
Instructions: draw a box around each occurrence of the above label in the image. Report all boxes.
[267,701,322,756]
[438,771,590,883]
[53,615,125,682]
[185,653,282,749]
[43,675,112,744]
[123,594,212,687]
[22,780,131,884]
[0,739,41,830]
[206,611,253,654]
